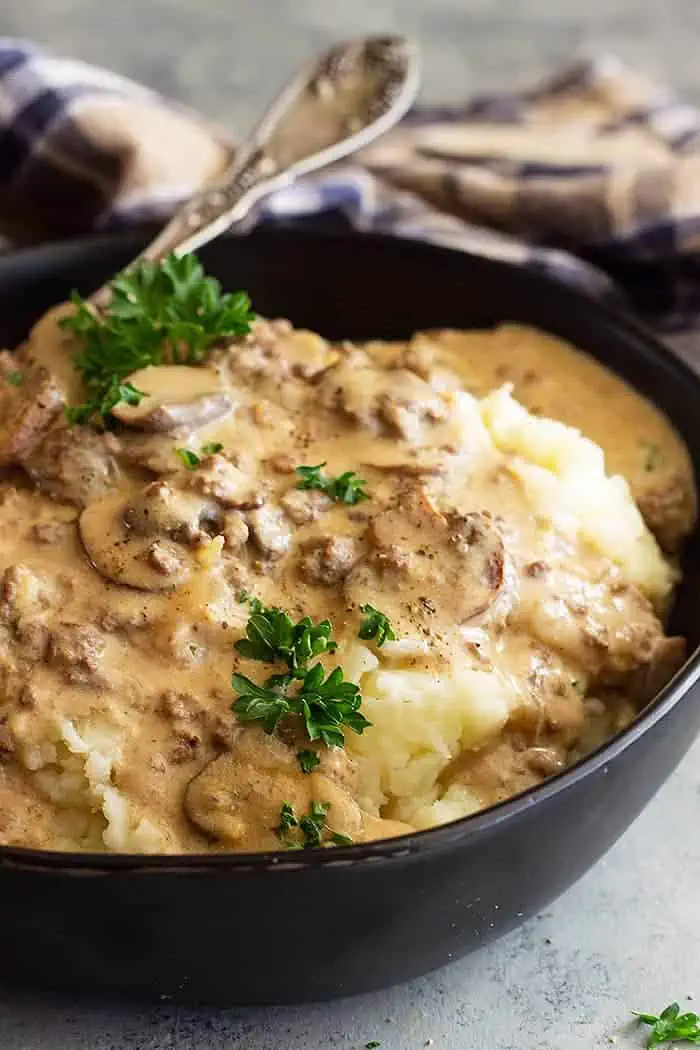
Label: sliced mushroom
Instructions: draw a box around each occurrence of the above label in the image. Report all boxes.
[320,356,448,440]
[345,487,518,647]
[277,330,340,379]
[184,727,410,849]
[0,367,63,467]
[122,481,221,542]
[78,482,221,590]
[361,446,446,476]
[111,365,233,431]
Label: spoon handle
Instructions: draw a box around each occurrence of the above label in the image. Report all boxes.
[95,35,419,297]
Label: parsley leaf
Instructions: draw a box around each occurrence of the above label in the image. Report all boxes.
[175,441,224,470]
[234,602,337,672]
[230,673,291,734]
[61,253,255,423]
[277,801,299,839]
[359,604,397,647]
[175,447,201,470]
[295,461,368,505]
[634,1003,700,1047]
[329,471,370,504]
[295,463,327,490]
[275,800,353,850]
[5,370,23,386]
[64,379,144,425]
[232,600,370,748]
[366,1043,382,1049]
[297,749,321,774]
[232,662,370,748]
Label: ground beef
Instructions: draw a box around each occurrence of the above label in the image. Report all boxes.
[47,623,109,687]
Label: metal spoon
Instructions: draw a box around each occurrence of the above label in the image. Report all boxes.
[92,35,419,302]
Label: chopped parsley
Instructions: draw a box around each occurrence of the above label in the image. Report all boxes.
[231,599,370,748]
[175,447,201,470]
[5,370,23,386]
[232,663,369,748]
[359,604,397,647]
[295,462,369,505]
[366,1043,381,1049]
[275,800,353,850]
[297,749,321,774]
[234,599,337,671]
[61,252,255,424]
[634,1003,700,1047]
[175,441,225,470]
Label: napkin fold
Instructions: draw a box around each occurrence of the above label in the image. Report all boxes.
[1,39,699,330]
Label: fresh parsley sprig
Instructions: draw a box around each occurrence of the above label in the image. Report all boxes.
[295,462,369,505]
[61,253,255,423]
[359,604,397,647]
[232,663,369,748]
[634,1003,700,1047]
[276,800,353,850]
[234,599,337,672]
[232,597,370,748]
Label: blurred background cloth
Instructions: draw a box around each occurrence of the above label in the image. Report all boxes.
[2,40,700,330]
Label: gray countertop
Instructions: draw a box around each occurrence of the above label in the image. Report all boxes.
[8,0,700,129]
[2,2,700,1047]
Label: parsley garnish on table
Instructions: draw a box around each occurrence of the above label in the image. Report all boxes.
[295,462,369,504]
[359,604,397,646]
[61,253,255,424]
[231,598,370,748]
[276,800,353,849]
[634,1003,700,1047]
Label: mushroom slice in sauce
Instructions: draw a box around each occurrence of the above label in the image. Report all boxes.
[78,482,221,591]
[275,330,340,379]
[111,365,233,431]
[345,487,518,648]
[361,446,446,476]
[184,727,410,850]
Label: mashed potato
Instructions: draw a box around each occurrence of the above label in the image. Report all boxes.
[339,386,675,829]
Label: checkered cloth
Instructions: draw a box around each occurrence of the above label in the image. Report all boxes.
[2,39,700,331]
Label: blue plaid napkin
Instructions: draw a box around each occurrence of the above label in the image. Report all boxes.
[1,39,700,331]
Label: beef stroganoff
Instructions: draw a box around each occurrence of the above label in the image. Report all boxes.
[0,255,693,854]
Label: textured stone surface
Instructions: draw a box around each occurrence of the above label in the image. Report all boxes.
[2,2,700,1047]
[7,0,700,129]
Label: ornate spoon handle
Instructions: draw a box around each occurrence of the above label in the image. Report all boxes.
[92,36,419,302]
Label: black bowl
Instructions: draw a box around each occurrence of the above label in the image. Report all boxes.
[0,227,699,1006]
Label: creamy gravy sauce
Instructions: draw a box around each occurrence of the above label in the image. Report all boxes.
[0,309,693,853]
